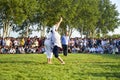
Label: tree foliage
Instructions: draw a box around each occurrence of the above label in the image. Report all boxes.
[97,0,120,35]
[0,0,119,37]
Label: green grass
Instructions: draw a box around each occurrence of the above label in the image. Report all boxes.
[0,53,120,80]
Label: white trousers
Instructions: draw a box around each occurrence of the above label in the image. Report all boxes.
[44,39,53,58]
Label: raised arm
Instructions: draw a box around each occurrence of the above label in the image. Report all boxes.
[55,17,63,30]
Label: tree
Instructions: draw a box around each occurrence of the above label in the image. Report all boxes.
[74,0,100,38]
[13,0,38,37]
[97,0,120,36]
[0,0,38,37]
[36,0,77,37]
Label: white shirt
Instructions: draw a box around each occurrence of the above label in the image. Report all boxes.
[52,25,62,48]
[90,47,96,52]
[14,40,19,46]
[9,48,16,53]
[5,39,11,46]
[44,32,53,46]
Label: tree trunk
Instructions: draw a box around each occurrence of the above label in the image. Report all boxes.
[3,20,9,38]
[26,23,30,37]
[69,27,74,38]
[26,26,29,37]
[40,26,45,37]
[8,26,12,37]
[80,27,83,38]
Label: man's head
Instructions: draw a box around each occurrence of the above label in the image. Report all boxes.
[65,32,69,36]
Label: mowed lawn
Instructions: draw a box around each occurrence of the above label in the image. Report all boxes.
[0,53,120,80]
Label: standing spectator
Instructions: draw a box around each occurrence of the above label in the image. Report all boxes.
[61,32,69,56]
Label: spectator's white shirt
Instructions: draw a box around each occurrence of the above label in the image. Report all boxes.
[14,40,19,46]
[90,47,96,52]
[101,40,106,46]
[19,47,25,53]
[95,47,99,52]
[80,39,83,46]
[5,39,11,46]
[115,47,118,52]
[83,39,87,47]
[31,48,36,53]
[9,48,16,53]
[113,39,117,44]
[34,40,39,47]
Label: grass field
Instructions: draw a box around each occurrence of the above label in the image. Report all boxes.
[0,53,120,80]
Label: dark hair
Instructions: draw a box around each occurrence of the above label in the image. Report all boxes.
[51,30,53,33]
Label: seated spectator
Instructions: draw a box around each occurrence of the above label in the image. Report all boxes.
[89,46,96,53]
[68,46,72,53]
[115,47,118,54]
[72,46,80,53]
[1,46,6,53]
[5,38,12,47]
[13,38,20,47]
[108,46,113,54]
[9,47,16,54]
[103,46,109,54]
[84,46,90,53]
[32,39,39,47]
[41,46,45,53]
[72,46,76,53]
[19,46,25,53]
[30,47,36,53]
[97,46,104,54]
[20,38,25,47]
[76,46,80,53]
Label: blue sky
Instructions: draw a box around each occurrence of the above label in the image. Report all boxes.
[9,0,120,37]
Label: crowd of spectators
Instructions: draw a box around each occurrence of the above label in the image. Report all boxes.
[0,36,45,54]
[68,37,120,54]
[0,36,120,54]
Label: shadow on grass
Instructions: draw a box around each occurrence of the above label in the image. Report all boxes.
[100,63,120,68]
[88,72,120,78]
[0,60,66,65]
[92,54,120,59]
[0,60,47,65]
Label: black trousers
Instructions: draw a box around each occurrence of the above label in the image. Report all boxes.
[62,44,68,56]
[53,46,59,58]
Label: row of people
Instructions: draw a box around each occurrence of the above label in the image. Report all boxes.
[1,36,120,55]
[67,38,120,54]
[0,46,45,54]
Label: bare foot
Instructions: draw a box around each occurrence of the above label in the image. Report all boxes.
[61,62,65,64]
[48,62,52,64]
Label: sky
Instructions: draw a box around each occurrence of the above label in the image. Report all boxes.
[8,0,120,38]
